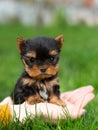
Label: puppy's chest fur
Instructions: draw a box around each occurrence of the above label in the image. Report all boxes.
[23,75,59,100]
[11,72,60,104]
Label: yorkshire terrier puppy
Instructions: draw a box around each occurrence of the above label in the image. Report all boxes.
[11,34,65,106]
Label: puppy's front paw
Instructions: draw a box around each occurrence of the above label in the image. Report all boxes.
[26,94,44,105]
[49,96,65,107]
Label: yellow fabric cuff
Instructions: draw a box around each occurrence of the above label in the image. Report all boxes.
[0,104,12,125]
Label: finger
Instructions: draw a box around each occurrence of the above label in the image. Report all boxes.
[67,93,95,118]
[61,85,94,99]
[65,102,86,120]
[71,109,86,120]
[79,93,95,108]
[64,86,94,103]
[71,93,95,114]
[75,109,86,119]
[73,85,94,95]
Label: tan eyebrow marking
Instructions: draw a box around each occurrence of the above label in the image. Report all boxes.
[49,50,58,56]
[26,51,36,58]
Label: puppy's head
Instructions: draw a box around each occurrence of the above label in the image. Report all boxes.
[17,35,64,79]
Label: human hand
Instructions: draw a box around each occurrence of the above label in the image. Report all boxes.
[60,85,95,119]
[12,85,94,123]
[0,85,95,124]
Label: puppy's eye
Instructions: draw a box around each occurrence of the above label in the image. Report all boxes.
[30,57,35,63]
[49,56,54,62]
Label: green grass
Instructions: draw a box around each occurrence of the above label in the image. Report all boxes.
[0,24,98,129]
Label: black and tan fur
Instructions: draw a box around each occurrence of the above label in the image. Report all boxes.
[11,35,65,106]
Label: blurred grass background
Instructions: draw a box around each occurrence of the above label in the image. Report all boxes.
[0,23,98,100]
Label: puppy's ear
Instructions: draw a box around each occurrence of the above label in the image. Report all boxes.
[55,34,64,50]
[17,36,26,52]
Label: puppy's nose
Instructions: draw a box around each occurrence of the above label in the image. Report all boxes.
[40,68,46,73]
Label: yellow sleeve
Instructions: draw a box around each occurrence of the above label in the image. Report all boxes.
[0,104,12,125]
